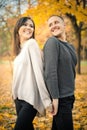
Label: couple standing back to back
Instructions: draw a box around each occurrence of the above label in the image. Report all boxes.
[12,15,77,130]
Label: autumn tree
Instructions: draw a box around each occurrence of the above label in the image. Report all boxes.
[60,0,87,74]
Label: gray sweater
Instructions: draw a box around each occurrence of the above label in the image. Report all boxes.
[43,36,77,99]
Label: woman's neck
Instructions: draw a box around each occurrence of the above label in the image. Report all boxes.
[20,39,27,48]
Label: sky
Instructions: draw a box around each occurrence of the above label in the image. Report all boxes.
[0,0,38,27]
[0,0,28,15]
[0,0,38,17]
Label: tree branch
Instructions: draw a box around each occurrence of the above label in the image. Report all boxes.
[81,27,87,31]
[80,11,87,16]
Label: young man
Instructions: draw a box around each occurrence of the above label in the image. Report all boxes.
[43,15,77,130]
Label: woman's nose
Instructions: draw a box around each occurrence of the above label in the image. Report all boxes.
[26,26,31,29]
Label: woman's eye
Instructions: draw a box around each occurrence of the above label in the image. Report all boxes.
[23,23,34,28]
[23,23,27,26]
[30,24,34,28]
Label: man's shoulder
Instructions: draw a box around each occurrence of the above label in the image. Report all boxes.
[43,36,60,52]
[46,36,58,42]
[45,36,59,47]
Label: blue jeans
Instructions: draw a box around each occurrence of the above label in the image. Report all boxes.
[52,95,75,130]
[14,98,37,130]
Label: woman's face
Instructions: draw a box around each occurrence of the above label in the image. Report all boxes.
[18,19,34,43]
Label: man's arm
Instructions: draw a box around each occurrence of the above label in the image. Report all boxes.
[43,37,59,115]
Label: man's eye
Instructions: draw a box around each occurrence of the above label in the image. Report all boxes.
[55,21,59,24]
[49,23,52,27]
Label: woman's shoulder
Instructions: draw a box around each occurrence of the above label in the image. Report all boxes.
[25,38,41,53]
[26,38,37,46]
[23,38,38,50]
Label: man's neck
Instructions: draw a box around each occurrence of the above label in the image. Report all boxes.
[56,35,67,42]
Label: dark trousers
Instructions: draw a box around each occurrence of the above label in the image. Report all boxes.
[52,95,75,130]
[14,98,37,130]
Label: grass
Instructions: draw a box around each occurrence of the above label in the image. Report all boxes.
[81,60,87,66]
[0,61,8,64]
[0,60,9,64]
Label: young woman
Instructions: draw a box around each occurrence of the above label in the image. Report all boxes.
[12,16,51,130]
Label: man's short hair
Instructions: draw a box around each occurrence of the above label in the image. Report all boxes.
[48,15,64,22]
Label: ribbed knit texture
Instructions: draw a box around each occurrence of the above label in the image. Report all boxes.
[43,36,77,99]
[12,38,51,115]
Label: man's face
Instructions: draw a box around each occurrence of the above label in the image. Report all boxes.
[48,16,65,37]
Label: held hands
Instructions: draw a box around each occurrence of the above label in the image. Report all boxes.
[51,99,58,116]
[46,99,58,116]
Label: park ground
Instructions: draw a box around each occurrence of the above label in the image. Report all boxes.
[0,59,87,130]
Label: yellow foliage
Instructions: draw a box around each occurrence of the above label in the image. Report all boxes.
[0,115,4,123]
[0,126,6,130]
[0,51,87,129]
[74,122,81,130]
[23,0,87,27]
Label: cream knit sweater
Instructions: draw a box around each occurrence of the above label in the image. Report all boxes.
[12,38,51,115]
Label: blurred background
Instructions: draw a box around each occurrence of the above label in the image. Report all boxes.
[0,0,87,130]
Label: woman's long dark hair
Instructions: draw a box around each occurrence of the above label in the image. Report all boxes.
[13,17,35,56]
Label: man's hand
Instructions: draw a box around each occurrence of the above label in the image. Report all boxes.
[51,99,58,116]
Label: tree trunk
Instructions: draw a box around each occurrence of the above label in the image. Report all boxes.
[77,29,81,74]
[65,13,82,74]
[83,0,86,9]
[18,0,21,15]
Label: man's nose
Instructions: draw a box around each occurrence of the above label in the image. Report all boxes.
[51,25,57,29]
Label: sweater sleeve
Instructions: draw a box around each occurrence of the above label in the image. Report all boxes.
[43,37,59,99]
[28,39,51,108]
